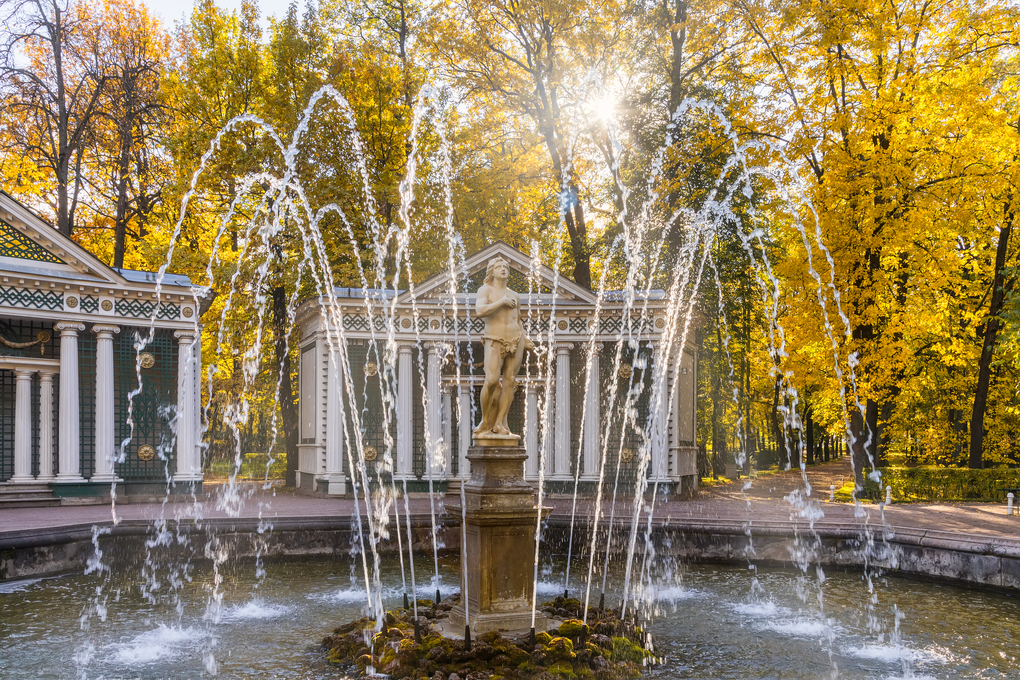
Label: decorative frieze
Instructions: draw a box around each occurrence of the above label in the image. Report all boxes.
[0,285,63,310]
[115,298,181,319]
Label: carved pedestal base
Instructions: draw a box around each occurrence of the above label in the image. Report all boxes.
[449,444,550,635]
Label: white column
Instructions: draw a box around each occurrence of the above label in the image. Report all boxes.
[325,345,345,495]
[91,324,121,483]
[457,382,472,479]
[553,343,572,479]
[10,369,35,483]
[649,345,668,481]
[174,330,201,483]
[582,345,601,479]
[56,321,85,482]
[443,388,453,473]
[425,343,444,477]
[36,371,55,481]
[525,382,539,478]
[396,343,413,480]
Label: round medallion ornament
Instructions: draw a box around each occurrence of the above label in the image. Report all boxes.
[36,330,51,343]
[557,319,568,331]
[655,317,665,329]
[363,445,378,461]
[183,307,194,318]
[364,362,378,376]
[618,363,633,379]
[620,447,634,464]
[140,352,156,369]
[401,318,412,329]
[101,299,113,311]
[138,444,156,461]
[66,296,78,308]
[429,319,440,330]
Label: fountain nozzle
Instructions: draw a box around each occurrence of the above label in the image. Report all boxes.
[414,617,421,644]
[403,593,409,610]
[436,588,442,605]
[529,626,536,651]
[598,592,605,611]
[464,625,472,651]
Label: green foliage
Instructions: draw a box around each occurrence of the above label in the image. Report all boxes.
[839,466,1020,503]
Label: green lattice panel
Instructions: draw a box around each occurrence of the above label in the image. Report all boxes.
[0,318,60,358]
[0,286,63,310]
[79,332,96,478]
[599,344,653,493]
[0,369,14,481]
[80,295,99,313]
[114,329,177,481]
[569,347,586,476]
[0,218,64,263]
[115,298,180,320]
[345,342,396,480]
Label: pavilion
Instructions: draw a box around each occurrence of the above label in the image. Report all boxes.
[293,241,699,498]
[0,191,204,504]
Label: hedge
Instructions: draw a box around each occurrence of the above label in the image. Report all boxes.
[856,466,1020,502]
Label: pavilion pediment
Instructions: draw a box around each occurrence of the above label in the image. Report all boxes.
[401,240,595,304]
[0,191,126,285]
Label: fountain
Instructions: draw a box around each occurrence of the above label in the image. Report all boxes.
[3,82,1020,680]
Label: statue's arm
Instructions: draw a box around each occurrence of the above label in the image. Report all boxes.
[475,286,510,318]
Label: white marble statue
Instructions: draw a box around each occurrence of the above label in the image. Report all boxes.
[473,256,534,439]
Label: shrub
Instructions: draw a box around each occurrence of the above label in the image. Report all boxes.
[840,466,1020,502]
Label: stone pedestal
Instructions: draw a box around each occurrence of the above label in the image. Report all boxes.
[450,442,550,634]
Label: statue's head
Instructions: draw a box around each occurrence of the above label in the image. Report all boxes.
[484,256,509,284]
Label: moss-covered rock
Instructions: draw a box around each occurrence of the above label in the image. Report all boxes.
[321,596,653,679]
[557,619,586,639]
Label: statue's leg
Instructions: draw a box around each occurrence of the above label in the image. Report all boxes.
[494,340,527,434]
[474,341,503,434]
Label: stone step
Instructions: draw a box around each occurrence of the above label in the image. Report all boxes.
[0,484,60,507]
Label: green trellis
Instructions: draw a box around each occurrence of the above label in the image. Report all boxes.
[0,218,64,263]
[345,342,396,480]
[114,329,177,481]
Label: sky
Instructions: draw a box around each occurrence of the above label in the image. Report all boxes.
[148,0,298,32]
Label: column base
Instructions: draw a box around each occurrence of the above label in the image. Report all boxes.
[325,474,346,496]
[448,605,550,636]
[53,475,86,484]
[8,475,37,484]
[90,474,123,484]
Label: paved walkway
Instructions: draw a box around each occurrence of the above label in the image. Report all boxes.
[1,461,1016,544]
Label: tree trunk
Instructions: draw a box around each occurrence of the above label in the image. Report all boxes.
[970,198,1014,468]
[273,286,300,486]
[113,114,133,268]
[771,374,787,469]
[805,406,815,465]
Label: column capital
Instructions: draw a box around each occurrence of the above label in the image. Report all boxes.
[14,367,35,379]
[397,342,415,355]
[38,370,55,381]
[174,329,199,343]
[55,321,85,335]
[92,323,121,338]
[584,342,603,357]
[555,342,573,354]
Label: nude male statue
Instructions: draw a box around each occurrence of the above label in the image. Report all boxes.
[473,256,534,438]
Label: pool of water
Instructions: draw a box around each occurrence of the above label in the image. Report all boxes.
[1,555,1017,679]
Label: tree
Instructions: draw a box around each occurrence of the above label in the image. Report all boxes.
[0,0,107,236]
[426,0,635,288]
[90,0,168,267]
